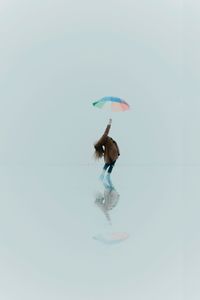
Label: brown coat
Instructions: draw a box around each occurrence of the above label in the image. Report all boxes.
[94,124,120,163]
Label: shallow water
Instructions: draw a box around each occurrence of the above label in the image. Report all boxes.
[0,164,198,300]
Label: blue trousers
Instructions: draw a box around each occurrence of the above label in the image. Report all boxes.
[103,160,116,174]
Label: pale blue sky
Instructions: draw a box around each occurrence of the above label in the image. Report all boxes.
[0,0,188,166]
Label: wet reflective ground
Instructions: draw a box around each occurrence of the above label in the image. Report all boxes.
[0,164,198,300]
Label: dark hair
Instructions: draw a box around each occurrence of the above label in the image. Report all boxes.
[94,144,104,160]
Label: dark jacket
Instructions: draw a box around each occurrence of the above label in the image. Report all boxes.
[94,124,120,163]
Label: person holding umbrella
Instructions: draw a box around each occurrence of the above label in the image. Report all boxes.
[94,118,120,188]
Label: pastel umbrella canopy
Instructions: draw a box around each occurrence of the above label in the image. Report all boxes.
[92,96,130,112]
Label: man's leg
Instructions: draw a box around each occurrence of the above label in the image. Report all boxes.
[107,160,116,174]
[100,163,109,181]
[105,161,116,187]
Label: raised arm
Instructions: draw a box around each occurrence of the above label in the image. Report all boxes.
[95,119,112,147]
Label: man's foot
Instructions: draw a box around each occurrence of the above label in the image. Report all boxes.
[105,173,114,189]
[99,173,105,181]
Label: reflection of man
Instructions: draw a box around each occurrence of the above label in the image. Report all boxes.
[95,189,120,224]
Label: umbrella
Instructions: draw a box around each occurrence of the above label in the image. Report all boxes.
[92,96,130,112]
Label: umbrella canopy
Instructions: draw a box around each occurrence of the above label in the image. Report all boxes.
[92,96,130,112]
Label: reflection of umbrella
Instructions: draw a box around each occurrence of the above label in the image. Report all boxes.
[93,232,129,245]
[92,97,130,112]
